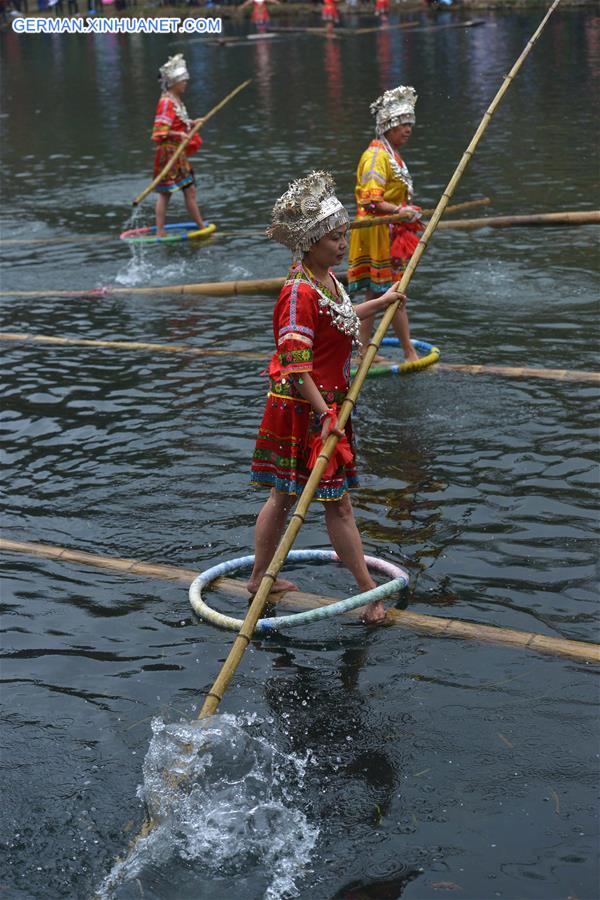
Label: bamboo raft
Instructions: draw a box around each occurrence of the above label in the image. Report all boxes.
[1,331,598,384]
[2,538,597,665]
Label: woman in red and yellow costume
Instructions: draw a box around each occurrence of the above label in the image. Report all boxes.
[249,172,407,624]
[347,86,423,362]
[151,54,205,237]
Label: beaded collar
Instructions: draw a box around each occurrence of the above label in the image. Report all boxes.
[299,263,361,346]
[379,137,414,202]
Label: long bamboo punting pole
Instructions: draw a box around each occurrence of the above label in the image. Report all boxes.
[2,331,599,384]
[131,80,251,208]
[2,538,597,664]
[198,0,563,721]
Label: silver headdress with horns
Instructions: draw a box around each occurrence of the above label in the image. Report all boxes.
[159,54,189,90]
[370,85,417,136]
[267,171,349,258]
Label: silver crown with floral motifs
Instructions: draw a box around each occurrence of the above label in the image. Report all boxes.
[159,54,189,89]
[267,171,349,257]
[370,86,417,135]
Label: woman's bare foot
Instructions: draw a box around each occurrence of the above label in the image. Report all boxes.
[354,353,392,366]
[246,576,298,597]
[360,599,387,625]
[403,347,420,363]
[156,229,167,238]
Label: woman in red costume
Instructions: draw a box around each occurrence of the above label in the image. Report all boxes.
[240,0,280,33]
[249,172,407,624]
[321,0,340,30]
[151,54,205,237]
[375,0,390,22]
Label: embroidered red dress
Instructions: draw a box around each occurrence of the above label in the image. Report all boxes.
[151,95,203,194]
[251,264,359,502]
[321,0,340,23]
[251,0,269,23]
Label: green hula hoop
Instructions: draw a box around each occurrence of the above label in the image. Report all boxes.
[189,549,409,634]
[351,338,440,379]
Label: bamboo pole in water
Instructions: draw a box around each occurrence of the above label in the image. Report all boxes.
[1,212,597,300]
[1,538,598,664]
[131,80,251,207]
[197,0,564,721]
[0,278,287,299]
[0,196,487,247]
[436,210,600,231]
[2,331,599,384]
[350,196,491,229]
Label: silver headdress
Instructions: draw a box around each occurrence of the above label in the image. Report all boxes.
[370,85,417,136]
[267,171,349,258]
[159,54,189,90]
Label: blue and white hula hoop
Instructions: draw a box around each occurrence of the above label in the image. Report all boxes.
[189,549,409,634]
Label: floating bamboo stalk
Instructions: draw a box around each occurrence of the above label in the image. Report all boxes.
[349,18,484,36]
[350,196,491,229]
[131,80,251,207]
[1,211,596,299]
[0,196,488,247]
[198,0,564,721]
[1,331,598,384]
[436,210,600,231]
[0,278,287,300]
[1,538,597,664]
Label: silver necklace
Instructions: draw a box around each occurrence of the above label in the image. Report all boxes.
[381,137,414,202]
[166,92,191,128]
[301,264,361,345]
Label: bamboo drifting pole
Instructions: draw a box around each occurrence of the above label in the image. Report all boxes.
[354,208,599,231]
[0,196,488,247]
[1,211,596,299]
[437,210,600,231]
[349,17,484,36]
[198,0,564,721]
[1,206,595,253]
[350,196,491,230]
[131,80,251,208]
[2,331,599,384]
[0,277,287,300]
[1,538,597,664]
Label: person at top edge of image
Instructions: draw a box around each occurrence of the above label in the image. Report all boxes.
[347,85,423,363]
[151,54,205,238]
[248,171,407,625]
[321,0,340,32]
[240,0,280,33]
[375,0,390,23]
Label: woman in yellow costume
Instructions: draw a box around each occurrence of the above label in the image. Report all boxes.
[347,86,423,362]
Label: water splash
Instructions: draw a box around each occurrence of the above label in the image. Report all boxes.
[114,246,189,288]
[98,714,318,899]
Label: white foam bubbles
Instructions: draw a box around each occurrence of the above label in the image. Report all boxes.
[98,713,318,899]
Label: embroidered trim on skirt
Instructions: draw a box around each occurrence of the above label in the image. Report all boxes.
[250,392,358,502]
[153,141,195,194]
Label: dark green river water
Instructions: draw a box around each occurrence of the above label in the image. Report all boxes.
[1,7,599,899]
